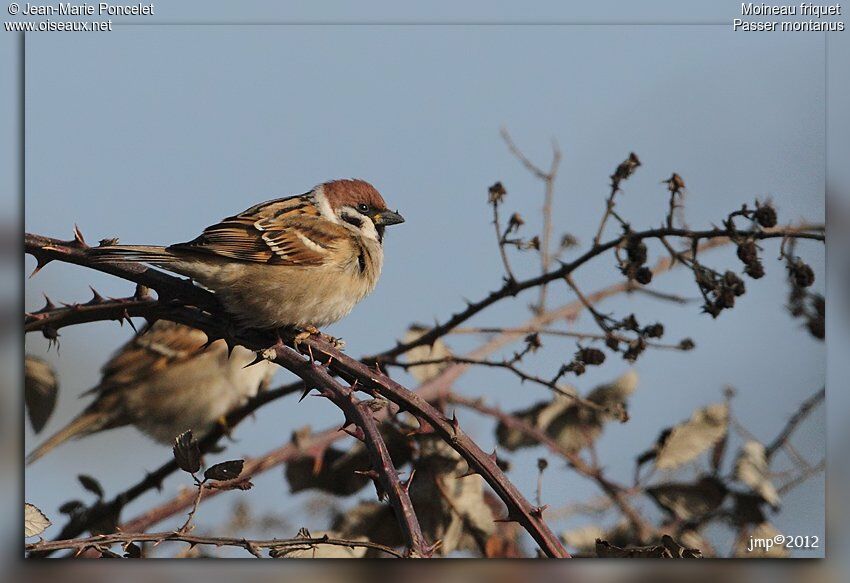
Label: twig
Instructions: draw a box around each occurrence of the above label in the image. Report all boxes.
[448,326,689,351]
[501,128,562,311]
[765,387,825,460]
[26,532,403,558]
[177,481,205,534]
[491,192,518,284]
[389,355,608,415]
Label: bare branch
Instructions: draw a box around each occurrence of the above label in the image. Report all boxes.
[26,531,403,558]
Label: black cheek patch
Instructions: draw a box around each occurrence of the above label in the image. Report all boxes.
[341,213,364,229]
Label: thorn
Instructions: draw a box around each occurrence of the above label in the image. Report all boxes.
[298,386,315,403]
[402,469,416,493]
[449,410,460,435]
[353,469,380,481]
[122,309,138,333]
[87,286,105,305]
[423,540,442,557]
[337,414,354,432]
[243,352,267,369]
[412,415,434,434]
[72,224,88,248]
[342,426,365,441]
[493,513,520,524]
[530,504,549,519]
[29,256,52,278]
[39,294,56,313]
[487,448,499,465]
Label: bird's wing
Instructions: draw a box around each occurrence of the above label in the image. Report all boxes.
[168,194,352,266]
[86,321,212,394]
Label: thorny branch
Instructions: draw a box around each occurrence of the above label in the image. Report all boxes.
[48,246,718,549]
[25,149,825,558]
[268,344,430,557]
[26,531,404,558]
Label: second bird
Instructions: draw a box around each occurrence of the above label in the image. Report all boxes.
[27,321,276,464]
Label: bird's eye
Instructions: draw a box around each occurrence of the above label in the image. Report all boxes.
[357,203,369,213]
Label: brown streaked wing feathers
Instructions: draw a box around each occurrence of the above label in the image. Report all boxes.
[167,193,349,266]
[87,321,210,395]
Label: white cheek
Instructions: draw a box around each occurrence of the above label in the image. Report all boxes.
[358,218,380,242]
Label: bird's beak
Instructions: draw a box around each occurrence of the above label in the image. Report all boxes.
[372,209,405,226]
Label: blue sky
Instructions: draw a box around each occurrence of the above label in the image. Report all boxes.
[19,8,827,556]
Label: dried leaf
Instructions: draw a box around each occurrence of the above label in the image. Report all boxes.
[285,426,411,495]
[204,459,244,482]
[173,430,201,474]
[734,441,780,508]
[408,436,495,555]
[78,474,104,499]
[25,503,51,538]
[25,355,59,433]
[586,369,639,409]
[646,476,727,521]
[403,325,453,383]
[731,493,768,526]
[496,370,637,453]
[654,403,728,470]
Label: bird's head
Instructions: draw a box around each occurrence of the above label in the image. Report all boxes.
[318,178,405,243]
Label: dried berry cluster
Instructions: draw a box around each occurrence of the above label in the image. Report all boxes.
[563,346,606,376]
[696,268,747,318]
[736,240,765,279]
[785,252,822,339]
[620,235,653,285]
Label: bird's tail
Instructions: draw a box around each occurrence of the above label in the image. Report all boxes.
[26,411,109,465]
[88,244,177,264]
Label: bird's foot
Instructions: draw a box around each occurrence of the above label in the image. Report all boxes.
[293,325,346,350]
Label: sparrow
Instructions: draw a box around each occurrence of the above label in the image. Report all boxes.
[90,179,405,331]
[26,320,276,464]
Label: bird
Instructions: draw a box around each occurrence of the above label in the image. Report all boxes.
[90,179,405,331]
[26,320,276,464]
